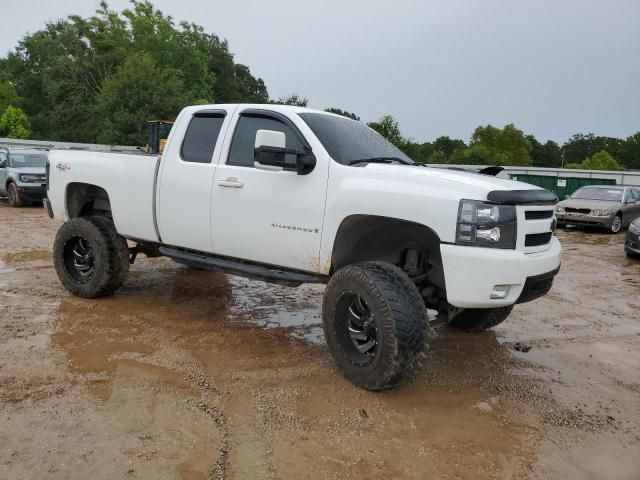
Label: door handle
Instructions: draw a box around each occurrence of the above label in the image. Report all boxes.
[217,177,244,188]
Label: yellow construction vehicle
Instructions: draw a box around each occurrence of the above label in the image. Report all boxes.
[144,120,174,154]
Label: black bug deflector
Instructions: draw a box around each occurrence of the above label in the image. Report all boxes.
[487,189,558,206]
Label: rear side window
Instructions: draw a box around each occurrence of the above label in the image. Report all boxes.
[227,114,303,168]
[181,114,225,163]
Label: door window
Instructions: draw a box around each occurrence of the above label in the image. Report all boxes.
[180,114,225,163]
[227,114,303,168]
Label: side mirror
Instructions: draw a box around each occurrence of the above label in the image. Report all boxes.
[254,129,316,175]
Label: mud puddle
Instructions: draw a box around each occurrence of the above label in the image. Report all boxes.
[1,202,640,479]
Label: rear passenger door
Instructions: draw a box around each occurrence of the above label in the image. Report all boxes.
[156,107,235,252]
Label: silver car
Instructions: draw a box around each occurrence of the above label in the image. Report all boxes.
[0,148,48,207]
[555,185,640,233]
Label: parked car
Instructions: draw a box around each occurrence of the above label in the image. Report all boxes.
[625,217,640,258]
[0,148,48,206]
[44,104,561,390]
[555,185,640,233]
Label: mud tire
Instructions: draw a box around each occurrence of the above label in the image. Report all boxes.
[322,261,429,390]
[449,306,513,332]
[53,216,130,298]
[7,182,22,207]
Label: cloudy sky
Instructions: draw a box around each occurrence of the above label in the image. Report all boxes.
[2,0,639,144]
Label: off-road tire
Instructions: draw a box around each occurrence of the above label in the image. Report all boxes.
[53,216,130,298]
[449,306,513,332]
[7,183,22,207]
[322,261,429,390]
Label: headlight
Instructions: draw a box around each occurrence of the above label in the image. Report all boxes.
[456,200,517,249]
[591,209,611,217]
[555,206,565,214]
[19,174,43,183]
[630,222,640,234]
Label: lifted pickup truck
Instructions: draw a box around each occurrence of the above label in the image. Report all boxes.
[45,104,561,390]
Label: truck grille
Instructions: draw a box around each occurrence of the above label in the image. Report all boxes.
[525,232,552,247]
[525,210,554,220]
[565,207,590,214]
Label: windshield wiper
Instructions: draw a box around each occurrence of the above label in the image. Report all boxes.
[347,156,414,166]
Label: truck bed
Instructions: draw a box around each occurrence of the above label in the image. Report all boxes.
[47,150,161,242]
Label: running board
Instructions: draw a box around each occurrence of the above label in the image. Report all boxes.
[158,246,327,287]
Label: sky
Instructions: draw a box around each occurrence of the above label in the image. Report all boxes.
[1,0,639,144]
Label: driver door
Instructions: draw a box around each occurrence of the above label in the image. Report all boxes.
[211,109,328,272]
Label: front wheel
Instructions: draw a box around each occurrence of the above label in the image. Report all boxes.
[448,306,513,332]
[7,183,22,207]
[53,216,130,298]
[322,261,429,390]
[610,215,622,234]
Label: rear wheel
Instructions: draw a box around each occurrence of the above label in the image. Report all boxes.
[449,306,513,332]
[53,216,130,298]
[7,183,22,207]
[322,261,429,390]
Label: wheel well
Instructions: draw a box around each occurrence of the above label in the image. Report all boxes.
[66,183,112,219]
[331,215,445,289]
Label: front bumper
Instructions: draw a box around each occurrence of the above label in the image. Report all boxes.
[625,231,640,254]
[556,213,614,229]
[440,238,562,308]
[16,184,47,202]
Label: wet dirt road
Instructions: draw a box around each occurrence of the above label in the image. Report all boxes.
[1,201,639,480]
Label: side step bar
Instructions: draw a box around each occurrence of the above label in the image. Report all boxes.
[158,246,328,287]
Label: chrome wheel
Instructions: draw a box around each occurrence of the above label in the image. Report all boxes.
[336,292,377,363]
[63,236,95,282]
[611,215,622,233]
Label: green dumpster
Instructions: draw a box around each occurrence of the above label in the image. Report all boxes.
[509,174,616,198]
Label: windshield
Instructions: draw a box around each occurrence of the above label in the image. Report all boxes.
[10,153,48,168]
[571,187,623,202]
[299,113,413,165]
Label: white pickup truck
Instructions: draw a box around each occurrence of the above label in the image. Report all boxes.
[45,104,561,390]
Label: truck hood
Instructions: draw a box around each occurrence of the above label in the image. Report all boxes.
[557,198,620,210]
[363,163,540,194]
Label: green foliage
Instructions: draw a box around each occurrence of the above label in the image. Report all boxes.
[561,133,625,166]
[527,135,562,168]
[428,150,447,163]
[615,132,640,170]
[367,115,404,147]
[469,124,532,166]
[0,80,21,113]
[94,53,190,145]
[324,108,360,121]
[274,94,308,107]
[0,105,30,138]
[432,136,466,157]
[402,141,433,163]
[0,1,268,143]
[565,150,624,171]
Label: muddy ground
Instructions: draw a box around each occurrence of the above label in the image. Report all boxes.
[0,201,639,480]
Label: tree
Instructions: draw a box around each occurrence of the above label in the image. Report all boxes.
[527,135,562,168]
[324,108,360,121]
[367,115,404,147]
[94,53,190,145]
[617,132,640,170]
[0,79,21,113]
[0,1,269,142]
[0,105,30,138]
[469,124,532,166]
[402,141,433,163]
[565,150,624,171]
[561,133,625,166]
[274,94,308,107]
[428,150,447,164]
[432,136,466,158]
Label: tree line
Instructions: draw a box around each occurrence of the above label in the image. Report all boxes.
[0,1,637,171]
